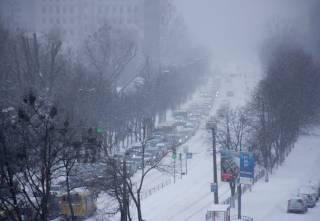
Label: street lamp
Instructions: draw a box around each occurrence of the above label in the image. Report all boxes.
[206,117,219,204]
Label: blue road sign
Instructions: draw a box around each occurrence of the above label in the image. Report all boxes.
[186,152,193,159]
[240,152,254,184]
[210,183,217,192]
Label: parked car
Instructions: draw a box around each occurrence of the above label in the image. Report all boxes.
[297,193,316,208]
[309,180,320,197]
[287,197,308,213]
[298,186,318,202]
[304,183,320,200]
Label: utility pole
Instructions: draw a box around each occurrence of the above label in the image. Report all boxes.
[173,147,177,183]
[180,153,182,179]
[185,154,188,175]
[173,157,176,183]
[122,158,128,221]
[207,119,218,204]
[237,181,242,219]
[238,148,242,219]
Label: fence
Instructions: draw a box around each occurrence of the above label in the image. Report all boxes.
[219,168,265,221]
[230,215,253,221]
[221,168,265,205]
[140,179,172,200]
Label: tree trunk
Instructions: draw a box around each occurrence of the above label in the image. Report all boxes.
[229,180,236,208]
[66,172,75,220]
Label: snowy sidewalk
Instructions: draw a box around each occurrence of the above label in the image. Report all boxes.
[236,132,320,221]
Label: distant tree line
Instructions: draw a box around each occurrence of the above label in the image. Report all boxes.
[217,37,320,186]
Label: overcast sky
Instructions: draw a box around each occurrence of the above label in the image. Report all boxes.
[174,0,312,63]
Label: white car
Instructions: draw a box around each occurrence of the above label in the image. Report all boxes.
[299,186,318,202]
[287,197,308,214]
[297,193,316,208]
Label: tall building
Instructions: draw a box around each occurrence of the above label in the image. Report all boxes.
[143,0,160,65]
[0,0,37,32]
[1,0,144,45]
[0,0,162,67]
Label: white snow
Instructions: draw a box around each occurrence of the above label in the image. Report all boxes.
[88,64,320,221]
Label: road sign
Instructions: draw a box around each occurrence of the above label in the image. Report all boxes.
[172,152,177,160]
[240,152,254,184]
[210,183,217,192]
[96,127,104,133]
[186,152,193,159]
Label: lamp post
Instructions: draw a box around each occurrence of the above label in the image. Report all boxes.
[206,118,219,204]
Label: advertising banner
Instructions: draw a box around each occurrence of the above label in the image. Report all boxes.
[239,152,254,184]
[220,150,240,182]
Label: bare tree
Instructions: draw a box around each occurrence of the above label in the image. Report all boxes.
[85,25,137,84]
[216,105,251,206]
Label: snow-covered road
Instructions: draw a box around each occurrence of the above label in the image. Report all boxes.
[89,64,320,221]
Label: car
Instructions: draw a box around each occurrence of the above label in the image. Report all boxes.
[308,180,320,197]
[305,182,320,200]
[287,197,308,213]
[299,186,318,202]
[297,193,316,208]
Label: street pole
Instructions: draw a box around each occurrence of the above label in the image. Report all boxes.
[122,159,128,221]
[238,182,242,219]
[238,149,242,219]
[185,153,188,175]
[180,153,182,179]
[173,157,176,184]
[212,127,219,204]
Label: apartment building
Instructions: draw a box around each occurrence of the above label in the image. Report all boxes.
[1,0,144,42]
[0,0,161,64]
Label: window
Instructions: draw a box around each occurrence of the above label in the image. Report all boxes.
[134,5,138,13]
[127,5,132,13]
[56,6,60,14]
[70,6,74,13]
[42,6,47,13]
[112,5,117,13]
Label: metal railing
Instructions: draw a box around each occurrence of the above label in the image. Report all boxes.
[221,168,265,205]
[140,179,172,200]
[230,215,253,221]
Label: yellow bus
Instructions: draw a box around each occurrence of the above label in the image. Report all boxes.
[59,188,97,219]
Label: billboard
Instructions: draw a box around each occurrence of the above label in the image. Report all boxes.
[220,150,240,182]
[239,152,254,184]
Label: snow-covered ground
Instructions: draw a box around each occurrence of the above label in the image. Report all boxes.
[89,63,320,221]
[237,132,320,221]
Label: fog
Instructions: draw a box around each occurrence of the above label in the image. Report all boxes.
[174,0,313,63]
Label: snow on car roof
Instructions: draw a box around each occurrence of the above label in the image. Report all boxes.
[289,196,304,200]
[299,186,316,193]
[70,187,90,195]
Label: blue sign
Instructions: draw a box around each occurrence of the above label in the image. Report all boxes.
[240,152,254,184]
[210,183,217,192]
[186,152,193,159]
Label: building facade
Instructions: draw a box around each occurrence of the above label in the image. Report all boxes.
[1,0,144,43]
[0,0,161,66]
